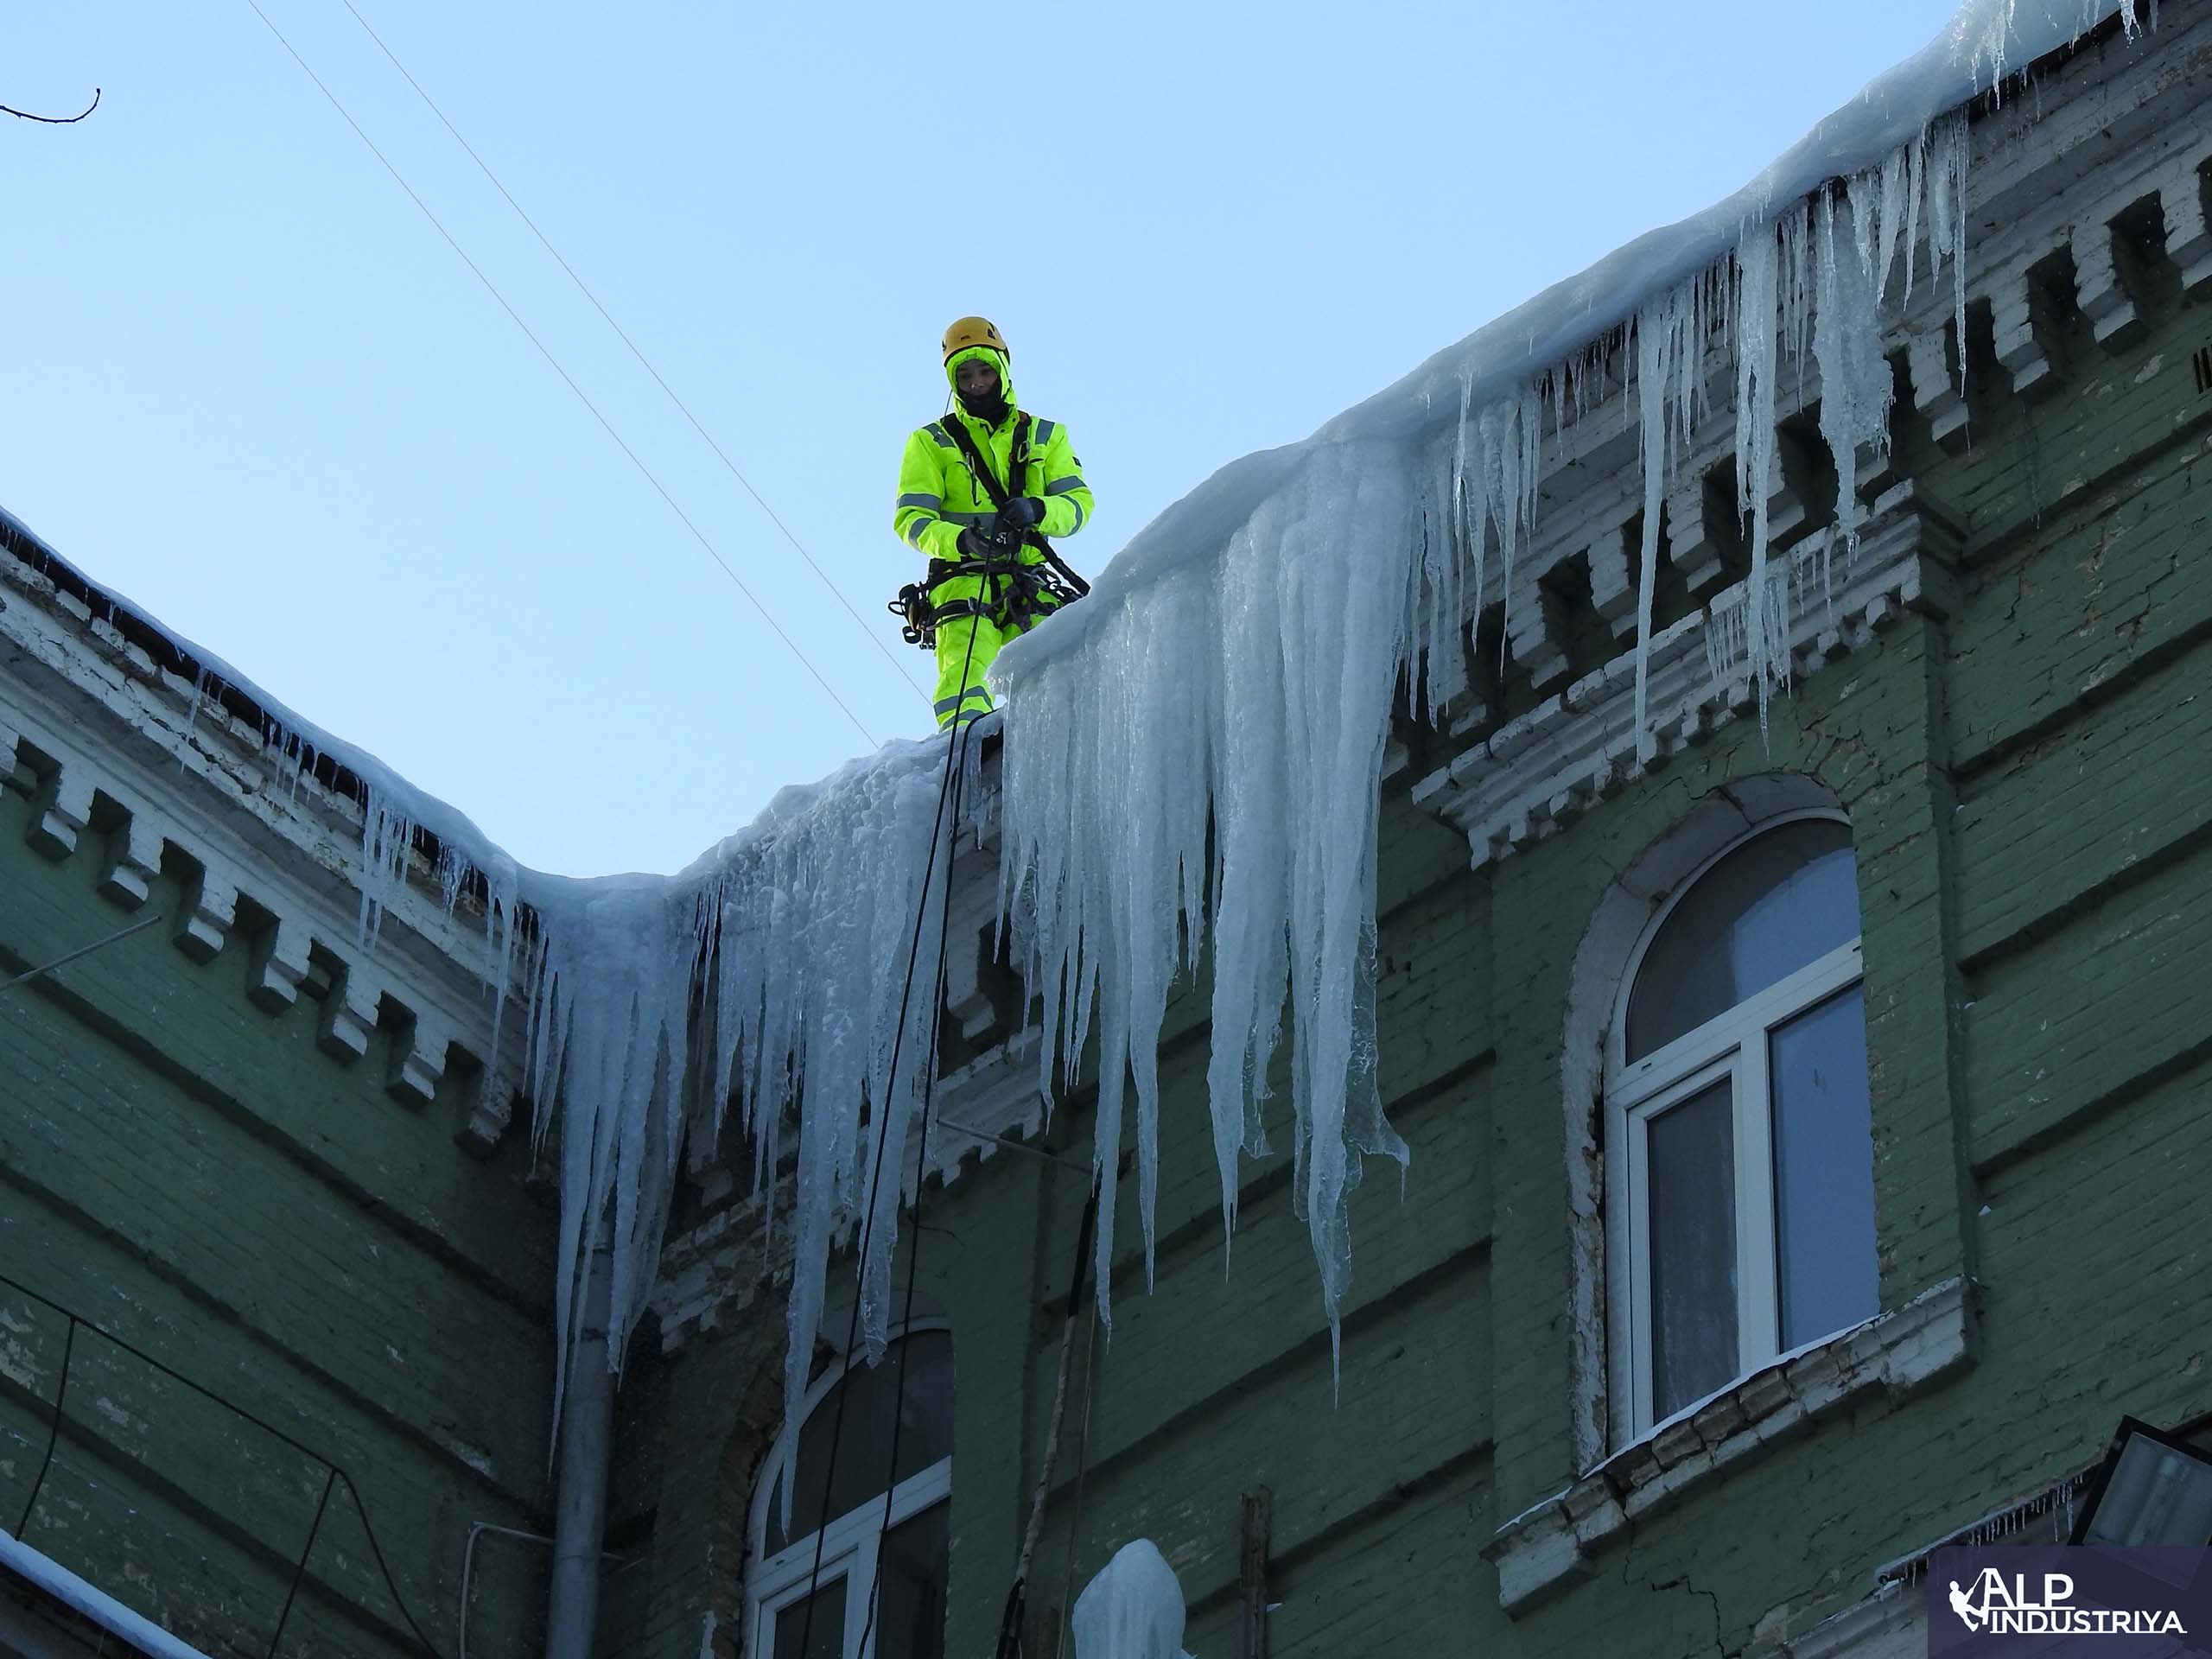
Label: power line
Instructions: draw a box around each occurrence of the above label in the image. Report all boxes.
[239,0,880,747]
[335,2,927,700]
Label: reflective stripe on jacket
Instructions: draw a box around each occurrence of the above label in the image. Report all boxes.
[893,346,1093,563]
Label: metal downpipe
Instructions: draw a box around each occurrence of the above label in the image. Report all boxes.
[545,1211,616,1659]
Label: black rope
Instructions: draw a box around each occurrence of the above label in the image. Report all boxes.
[792,528,1003,1656]
[991,1176,1103,1659]
[0,1270,446,1656]
[270,1469,338,1656]
[14,1316,75,1536]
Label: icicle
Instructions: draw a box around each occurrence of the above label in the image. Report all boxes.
[1630,281,1689,756]
[1867,149,1903,298]
[1782,204,1815,397]
[1814,188,1894,558]
[999,438,1414,1360]
[1904,130,1928,308]
[359,795,414,951]
[1732,220,1784,722]
[1925,112,1973,397]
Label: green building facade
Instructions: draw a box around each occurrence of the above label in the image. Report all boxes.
[0,524,557,1656]
[613,11,2212,1659]
[6,9,2212,1659]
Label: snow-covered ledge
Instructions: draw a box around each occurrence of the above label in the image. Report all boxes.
[1412,482,1961,866]
[1482,1277,1971,1615]
[0,520,524,1145]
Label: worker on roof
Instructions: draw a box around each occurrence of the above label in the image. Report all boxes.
[895,316,1094,730]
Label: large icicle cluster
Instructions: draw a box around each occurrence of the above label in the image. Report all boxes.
[8,0,2156,1469]
[512,739,982,1515]
[986,110,1969,1349]
[998,441,1416,1338]
[982,0,2138,1355]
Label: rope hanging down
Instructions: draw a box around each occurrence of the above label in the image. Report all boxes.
[793,524,1007,1656]
[994,1173,1105,1659]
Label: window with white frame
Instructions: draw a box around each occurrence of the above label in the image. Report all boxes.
[1605,813,1879,1442]
[747,1325,952,1659]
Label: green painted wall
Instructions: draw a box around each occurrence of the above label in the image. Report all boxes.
[620,113,2212,1659]
[0,775,556,1658]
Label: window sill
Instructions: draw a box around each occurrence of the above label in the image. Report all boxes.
[1481,1276,1971,1615]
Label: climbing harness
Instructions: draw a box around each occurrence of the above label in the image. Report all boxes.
[888,411,1090,650]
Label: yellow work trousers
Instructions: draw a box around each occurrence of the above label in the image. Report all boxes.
[929,568,1058,729]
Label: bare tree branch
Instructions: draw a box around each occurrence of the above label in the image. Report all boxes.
[3,87,101,124]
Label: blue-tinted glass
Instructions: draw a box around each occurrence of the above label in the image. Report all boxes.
[1628,821,1860,1060]
[1770,988,1878,1350]
[1647,1078,1738,1421]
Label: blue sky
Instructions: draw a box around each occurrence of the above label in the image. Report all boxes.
[5,1,1956,877]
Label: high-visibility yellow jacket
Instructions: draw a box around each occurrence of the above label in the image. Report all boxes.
[893,346,1092,568]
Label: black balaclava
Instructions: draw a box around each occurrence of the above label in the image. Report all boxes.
[954,347,1011,426]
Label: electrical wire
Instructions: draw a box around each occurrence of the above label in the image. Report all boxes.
[238,0,879,747]
[333,1,928,700]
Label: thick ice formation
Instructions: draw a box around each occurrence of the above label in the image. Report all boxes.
[515,737,986,1502]
[1071,1540,1192,1659]
[995,94,1980,1347]
[2,0,2157,1460]
[999,439,1414,1334]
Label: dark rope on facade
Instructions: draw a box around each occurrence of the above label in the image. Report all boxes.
[793,540,1003,1656]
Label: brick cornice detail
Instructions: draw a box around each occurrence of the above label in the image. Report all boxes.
[1412,484,1961,866]
[1482,1277,1972,1615]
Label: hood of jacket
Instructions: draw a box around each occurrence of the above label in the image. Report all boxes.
[945,344,1017,429]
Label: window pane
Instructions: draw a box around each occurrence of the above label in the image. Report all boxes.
[1770,988,1878,1350]
[872,1499,950,1658]
[1628,821,1860,1060]
[770,1331,954,1552]
[2079,1437,2212,1548]
[772,1581,846,1659]
[1648,1079,1738,1421]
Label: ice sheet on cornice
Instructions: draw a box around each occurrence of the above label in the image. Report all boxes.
[994,0,2146,680]
[0,501,515,893]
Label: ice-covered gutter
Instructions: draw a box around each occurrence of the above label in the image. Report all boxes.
[0,0,2158,1484]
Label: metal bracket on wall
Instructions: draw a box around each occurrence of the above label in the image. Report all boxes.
[0,913,163,998]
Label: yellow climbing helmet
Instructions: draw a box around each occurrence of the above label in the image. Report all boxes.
[942,315,1008,362]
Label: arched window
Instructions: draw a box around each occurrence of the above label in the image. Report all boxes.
[747,1325,953,1659]
[1605,813,1878,1441]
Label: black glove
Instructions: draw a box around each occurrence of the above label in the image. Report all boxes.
[995,496,1045,533]
[957,527,996,562]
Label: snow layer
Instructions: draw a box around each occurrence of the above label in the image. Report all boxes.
[0,0,2155,1459]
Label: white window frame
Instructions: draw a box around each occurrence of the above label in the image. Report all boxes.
[745,1320,953,1659]
[1604,810,1867,1445]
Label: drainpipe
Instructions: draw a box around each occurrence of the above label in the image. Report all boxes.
[546,1209,616,1659]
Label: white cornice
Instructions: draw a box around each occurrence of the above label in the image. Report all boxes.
[0,543,522,1146]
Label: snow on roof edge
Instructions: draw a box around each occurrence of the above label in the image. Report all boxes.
[0,501,519,891]
[0,1,2148,922]
[991,0,2146,683]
